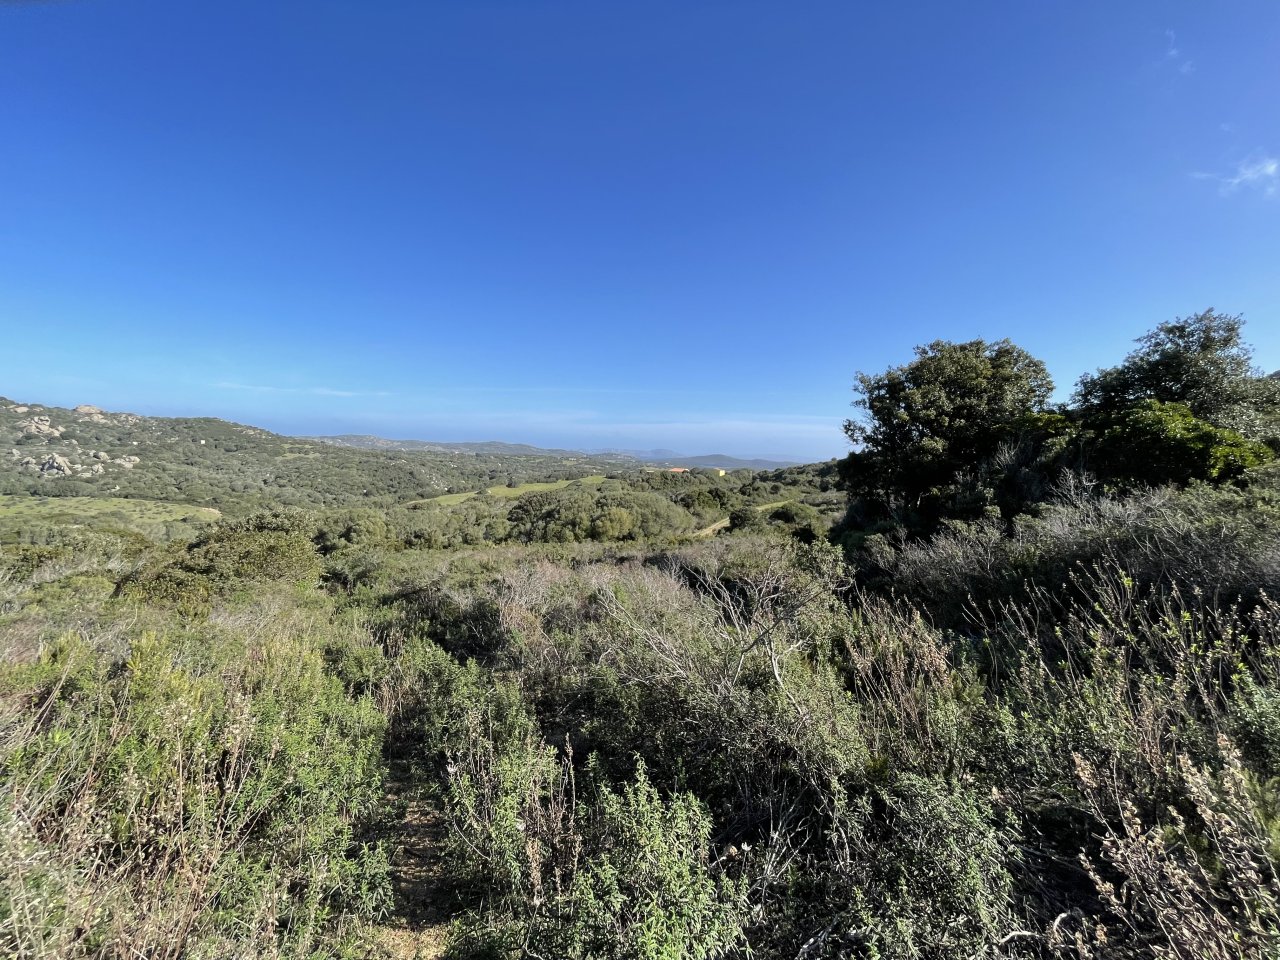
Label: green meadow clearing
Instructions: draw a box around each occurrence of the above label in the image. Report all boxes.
[413,474,610,507]
[0,493,221,541]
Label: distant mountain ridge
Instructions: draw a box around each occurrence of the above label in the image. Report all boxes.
[586,447,684,460]
[311,435,605,459]
[655,453,799,470]
[314,435,800,470]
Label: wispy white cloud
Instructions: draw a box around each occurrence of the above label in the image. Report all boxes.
[1164,28,1194,74]
[1194,155,1280,198]
[214,381,393,398]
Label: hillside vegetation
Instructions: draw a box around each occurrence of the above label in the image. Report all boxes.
[3,309,1280,960]
[0,401,636,512]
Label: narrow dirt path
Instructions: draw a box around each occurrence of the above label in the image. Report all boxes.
[694,500,792,537]
[373,756,451,959]
[694,516,731,537]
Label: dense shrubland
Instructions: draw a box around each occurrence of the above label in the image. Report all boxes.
[316,467,839,557]
[1,568,391,958]
[2,309,1280,958]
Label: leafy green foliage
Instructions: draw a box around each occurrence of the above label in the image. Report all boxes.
[837,313,1280,545]
[385,466,841,550]
[1089,399,1273,486]
[506,487,695,543]
[1074,309,1280,440]
[118,508,323,611]
[840,338,1054,521]
[727,505,764,532]
[556,763,746,960]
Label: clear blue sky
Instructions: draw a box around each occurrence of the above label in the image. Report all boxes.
[2,1,1278,460]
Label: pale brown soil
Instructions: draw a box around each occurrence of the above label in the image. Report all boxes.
[372,757,452,959]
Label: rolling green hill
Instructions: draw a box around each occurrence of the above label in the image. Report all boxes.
[0,397,629,513]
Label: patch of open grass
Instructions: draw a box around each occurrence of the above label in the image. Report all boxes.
[412,475,609,508]
[0,494,220,541]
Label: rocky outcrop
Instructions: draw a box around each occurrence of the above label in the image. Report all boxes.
[39,454,74,477]
[18,416,63,438]
[9,445,128,478]
[76,404,111,423]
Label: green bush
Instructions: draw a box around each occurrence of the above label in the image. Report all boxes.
[0,612,390,958]
[832,775,1017,960]
[1089,399,1273,487]
[554,761,746,960]
[446,745,746,960]
[117,508,322,610]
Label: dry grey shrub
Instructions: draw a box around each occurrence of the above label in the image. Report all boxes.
[972,566,1280,958]
[595,538,850,695]
[1072,739,1280,960]
[841,593,976,774]
[887,475,1280,627]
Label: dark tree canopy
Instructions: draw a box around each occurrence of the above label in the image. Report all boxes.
[837,314,1278,540]
[841,338,1053,514]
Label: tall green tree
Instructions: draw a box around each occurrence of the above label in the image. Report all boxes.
[840,338,1053,516]
[1074,309,1280,441]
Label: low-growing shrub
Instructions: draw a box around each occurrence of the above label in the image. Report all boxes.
[0,607,390,959]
